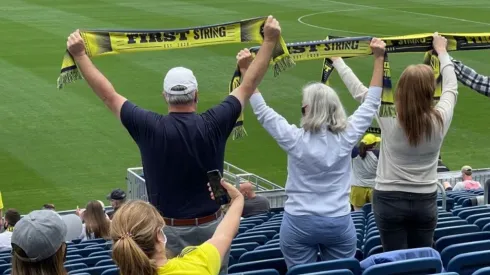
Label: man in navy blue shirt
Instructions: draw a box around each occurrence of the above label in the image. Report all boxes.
[66,15,282,274]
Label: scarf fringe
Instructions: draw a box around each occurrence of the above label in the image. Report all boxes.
[273,55,296,77]
[231,125,248,140]
[57,69,82,89]
[378,105,397,118]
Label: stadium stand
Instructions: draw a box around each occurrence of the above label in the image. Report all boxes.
[2,164,490,275]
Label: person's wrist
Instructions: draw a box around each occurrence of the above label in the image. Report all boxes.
[263,38,278,45]
[435,48,447,54]
[72,52,87,60]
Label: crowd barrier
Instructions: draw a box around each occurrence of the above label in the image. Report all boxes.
[126,162,287,209]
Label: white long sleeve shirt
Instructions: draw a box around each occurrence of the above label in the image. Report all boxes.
[249,87,382,216]
[333,53,458,194]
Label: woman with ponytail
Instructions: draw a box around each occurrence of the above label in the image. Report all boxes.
[350,134,380,211]
[111,179,243,275]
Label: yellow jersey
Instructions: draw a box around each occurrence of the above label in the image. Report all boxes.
[158,243,221,275]
[0,192,3,209]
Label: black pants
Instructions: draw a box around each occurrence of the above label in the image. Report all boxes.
[373,189,438,252]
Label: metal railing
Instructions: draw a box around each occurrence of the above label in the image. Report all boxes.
[126,162,287,207]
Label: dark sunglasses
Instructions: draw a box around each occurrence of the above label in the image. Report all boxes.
[301,105,307,116]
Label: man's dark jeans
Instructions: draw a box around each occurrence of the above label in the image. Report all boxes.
[373,189,438,252]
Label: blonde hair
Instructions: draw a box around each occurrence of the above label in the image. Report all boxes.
[12,243,67,275]
[300,82,347,133]
[111,200,165,275]
[83,200,110,240]
[395,64,443,147]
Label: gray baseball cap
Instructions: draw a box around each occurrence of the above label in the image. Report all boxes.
[11,210,83,262]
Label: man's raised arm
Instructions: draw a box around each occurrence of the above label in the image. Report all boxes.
[67,30,127,119]
[231,16,282,107]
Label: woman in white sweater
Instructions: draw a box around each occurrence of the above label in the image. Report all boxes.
[236,38,385,268]
[332,33,458,251]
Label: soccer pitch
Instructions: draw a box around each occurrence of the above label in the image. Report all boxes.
[1,0,490,212]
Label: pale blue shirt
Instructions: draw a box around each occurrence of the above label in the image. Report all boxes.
[249,87,382,217]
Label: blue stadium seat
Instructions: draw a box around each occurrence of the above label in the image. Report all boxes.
[365,230,379,240]
[241,223,257,230]
[238,248,283,263]
[255,243,280,251]
[0,256,10,263]
[436,220,468,228]
[68,247,104,258]
[355,248,363,261]
[65,256,111,268]
[266,239,281,245]
[285,258,361,275]
[0,261,4,266]
[231,242,260,251]
[251,225,281,232]
[272,233,280,240]
[466,213,490,224]
[433,225,479,240]
[85,243,112,250]
[363,236,381,256]
[229,269,279,275]
[67,254,83,261]
[437,216,461,222]
[474,267,490,275]
[447,250,490,275]
[67,264,118,275]
[231,248,248,259]
[95,259,115,267]
[0,264,9,274]
[362,258,442,275]
[239,226,248,234]
[2,268,10,275]
[441,240,490,267]
[241,219,266,226]
[437,212,454,219]
[458,208,490,219]
[362,203,372,214]
[238,230,277,240]
[303,271,353,275]
[475,217,490,229]
[228,258,287,275]
[367,245,383,258]
[100,268,120,275]
[233,235,268,245]
[65,263,88,272]
[434,231,490,252]
[81,238,108,244]
[88,250,112,258]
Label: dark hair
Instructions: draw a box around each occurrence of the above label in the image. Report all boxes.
[5,209,21,227]
[359,142,375,159]
[43,204,55,210]
[11,243,67,275]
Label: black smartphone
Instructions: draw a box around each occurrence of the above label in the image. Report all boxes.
[207,170,231,205]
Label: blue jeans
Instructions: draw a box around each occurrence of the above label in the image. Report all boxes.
[280,212,356,268]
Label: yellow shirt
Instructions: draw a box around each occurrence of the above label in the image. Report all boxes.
[158,243,221,275]
[0,192,3,210]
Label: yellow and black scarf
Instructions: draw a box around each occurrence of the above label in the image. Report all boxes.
[57,17,293,89]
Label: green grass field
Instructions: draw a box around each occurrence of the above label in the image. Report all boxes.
[1,0,490,213]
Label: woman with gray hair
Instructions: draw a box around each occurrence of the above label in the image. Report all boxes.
[236,38,385,268]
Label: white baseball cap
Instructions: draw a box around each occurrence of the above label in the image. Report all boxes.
[163,67,198,95]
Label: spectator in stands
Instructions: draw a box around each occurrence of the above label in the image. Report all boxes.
[332,33,457,251]
[110,179,243,275]
[106,189,126,219]
[449,165,482,191]
[67,16,281,274]
[237,38,385,268]
[79,200,111,241]
[239,182,270,217]
[350,134,380,211]
[437,155,450,172]
[11,210,83,275]
[451,58,489,97]
[43,204,56,211]
[0,209,20,252]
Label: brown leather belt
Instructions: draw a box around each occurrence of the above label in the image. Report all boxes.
[164,210,222,226]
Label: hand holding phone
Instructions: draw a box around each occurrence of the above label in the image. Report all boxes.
[207,170,232,205]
